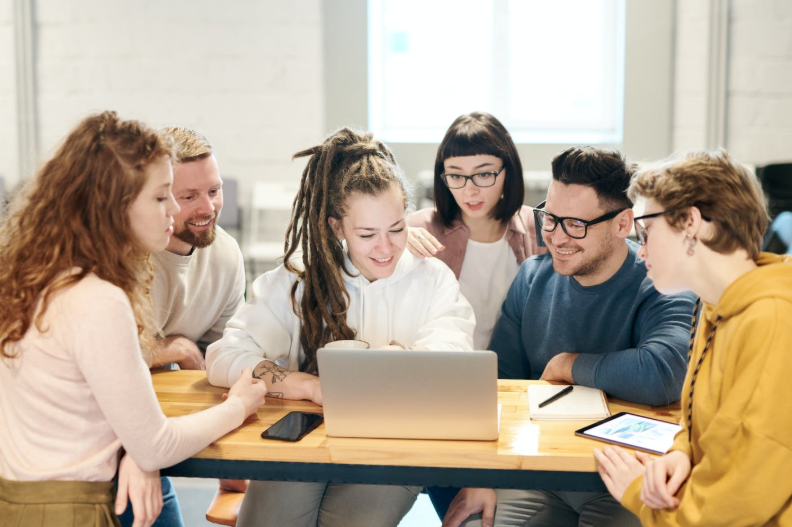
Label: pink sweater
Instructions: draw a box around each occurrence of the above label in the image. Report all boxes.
[0,274,246,482]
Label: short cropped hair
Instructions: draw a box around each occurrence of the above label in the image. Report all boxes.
[628,149,768,260]
[551,146,635,210]
[162,126,213,163]
[434,112,525,227]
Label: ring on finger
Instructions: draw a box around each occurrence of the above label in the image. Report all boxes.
[416,234,426,241]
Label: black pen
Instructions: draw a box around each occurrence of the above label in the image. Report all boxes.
[538,386,574,408]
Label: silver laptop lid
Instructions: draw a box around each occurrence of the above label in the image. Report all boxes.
[318,348,499,441]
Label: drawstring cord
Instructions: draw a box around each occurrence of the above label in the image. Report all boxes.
[686,300,722,442]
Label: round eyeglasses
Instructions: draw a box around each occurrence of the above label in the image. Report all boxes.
[441,166,504,189]
[633,210,712,245]
[533,200,627,240]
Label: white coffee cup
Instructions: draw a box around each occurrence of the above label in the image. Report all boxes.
[324,339,370,349]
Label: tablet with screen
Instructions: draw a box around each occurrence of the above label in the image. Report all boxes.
[575,412,682,455]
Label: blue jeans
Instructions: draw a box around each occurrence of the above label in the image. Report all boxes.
[118,476,184,527]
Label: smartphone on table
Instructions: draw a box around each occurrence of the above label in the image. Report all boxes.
[261,412,324,442]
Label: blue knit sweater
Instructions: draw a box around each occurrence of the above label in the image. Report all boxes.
[490,241,696,406]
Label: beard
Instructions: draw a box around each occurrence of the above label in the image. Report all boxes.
[548,235,612,278]
[173,214,217,248]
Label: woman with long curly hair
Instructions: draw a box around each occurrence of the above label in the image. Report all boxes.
[0,111,267,527]
[206,127,475,527]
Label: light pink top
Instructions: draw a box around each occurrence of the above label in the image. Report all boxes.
[0,273,246,482]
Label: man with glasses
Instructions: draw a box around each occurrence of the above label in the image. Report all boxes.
[443,147,695,527]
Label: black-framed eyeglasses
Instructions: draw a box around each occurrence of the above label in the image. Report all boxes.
[441,166,504,189]
[633,210,712,245]
[533,200,627,240]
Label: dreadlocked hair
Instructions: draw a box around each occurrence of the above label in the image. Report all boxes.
[283,128,410,374]
[0,111,174,360]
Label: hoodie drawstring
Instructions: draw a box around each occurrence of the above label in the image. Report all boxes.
[686,299,722,442]
[358,275,364,343]
[386,285,392,343]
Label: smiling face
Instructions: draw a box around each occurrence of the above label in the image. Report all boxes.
[167,154,223,255]
[636,199,690,294]
[542,181,631,285]
[128,157,179,253]
[327,184,408,282]
[443,154,506,224]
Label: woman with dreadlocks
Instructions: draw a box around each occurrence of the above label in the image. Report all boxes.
[206,128,475,527]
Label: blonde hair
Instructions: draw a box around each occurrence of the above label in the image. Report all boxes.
[0,111,174,358]
[162,126,213,163]
[628,149,768,260]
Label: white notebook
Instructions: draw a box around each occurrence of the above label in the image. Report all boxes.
[528,385,610,420]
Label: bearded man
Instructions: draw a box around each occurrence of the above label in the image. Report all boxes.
[147,127,245,370]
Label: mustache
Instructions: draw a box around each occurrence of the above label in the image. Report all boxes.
[187,213,216,223]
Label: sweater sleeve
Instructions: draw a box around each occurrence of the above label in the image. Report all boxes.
[572,289,695,406]
[414,263,475,351]
[206,269,298,388]
[489,263,532,379]
[620,300,792,526]
[70,291,246,472]
[199,246,246,350]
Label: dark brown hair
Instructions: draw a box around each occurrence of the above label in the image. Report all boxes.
[434,112,524,227]
[283,128,410,374]
[628,149,768,260]
[0,111,174,359]
[551,146,635,210]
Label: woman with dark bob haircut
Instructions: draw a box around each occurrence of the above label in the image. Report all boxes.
[408,112,546,352]
[594,149,792,526]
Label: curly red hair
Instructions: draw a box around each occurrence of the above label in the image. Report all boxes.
[0,111,174,359]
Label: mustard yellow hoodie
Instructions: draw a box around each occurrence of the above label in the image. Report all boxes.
[622,253,792,526]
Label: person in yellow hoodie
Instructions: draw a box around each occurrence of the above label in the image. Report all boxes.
[593,149,792,526]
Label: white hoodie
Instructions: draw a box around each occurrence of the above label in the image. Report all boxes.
[206,250,476,388]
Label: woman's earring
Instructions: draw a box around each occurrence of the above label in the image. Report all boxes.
[685,233,697,256]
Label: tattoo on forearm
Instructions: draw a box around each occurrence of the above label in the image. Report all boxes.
[253,362,293,385]
[266,392,284,399]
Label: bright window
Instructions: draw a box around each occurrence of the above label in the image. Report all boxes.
[367,0,626,144]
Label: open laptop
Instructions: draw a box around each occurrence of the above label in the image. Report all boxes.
[317,348,499,441]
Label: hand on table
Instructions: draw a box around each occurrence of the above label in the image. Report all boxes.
[150,335,205,370]
[224,367,268,417]
[539,352,579,383]
[115,453,162,527]
[407,227,444,259]
[442,487,496,527]
[593,445,646,503]
[640,450,690,510]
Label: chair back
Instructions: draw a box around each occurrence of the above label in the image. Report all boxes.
[757,163,792,220]
[244,181,299,273]
[218,178,240,230]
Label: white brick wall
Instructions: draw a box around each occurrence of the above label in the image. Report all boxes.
[727,0,792,164]
[5,0,323,200]
[4,1,790,195]
[672,0,710,153]
[0,0,17,192]
[673,0,792,165]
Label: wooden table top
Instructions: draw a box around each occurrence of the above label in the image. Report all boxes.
[153,370,680,480]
